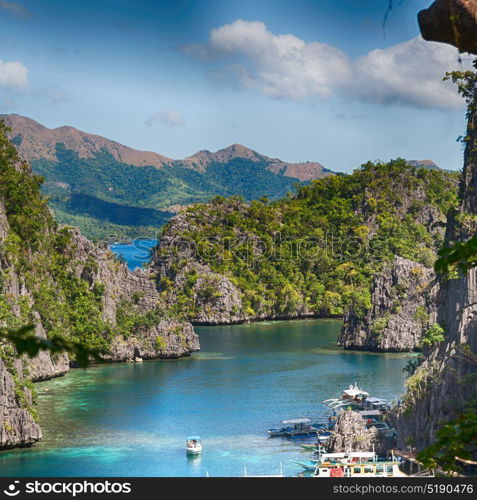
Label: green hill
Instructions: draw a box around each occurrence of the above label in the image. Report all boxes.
[3,115,333,240]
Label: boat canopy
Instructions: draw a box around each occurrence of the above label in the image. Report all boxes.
[343,388,369,398]
[348,452,376,458]
[282,418,311,425]
[358,410,382,416]
[186,436,201,441]
[366,397,388,405]
[343,383,370,398]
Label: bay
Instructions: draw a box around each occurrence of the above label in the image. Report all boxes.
[0,319,410,477]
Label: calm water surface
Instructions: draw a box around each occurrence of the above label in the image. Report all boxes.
[110,239,158,270]
[0,320,411,477]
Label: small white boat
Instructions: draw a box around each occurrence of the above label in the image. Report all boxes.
[186,436,202,455]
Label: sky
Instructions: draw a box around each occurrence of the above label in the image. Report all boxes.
[0,0,473,172]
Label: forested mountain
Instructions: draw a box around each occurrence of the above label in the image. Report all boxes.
[2,115,333,240]
[154,160,459,333]
[0,120,198,449]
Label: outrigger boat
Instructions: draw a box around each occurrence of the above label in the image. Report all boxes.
[267,418,319,437]
[186,436,202,455]
[298,431,332,451]
[309,450,406,478]
[313,459,406,477]
[322,383,371,411]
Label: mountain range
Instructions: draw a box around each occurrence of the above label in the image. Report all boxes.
[1,114,441,241]
[2,114,334,240]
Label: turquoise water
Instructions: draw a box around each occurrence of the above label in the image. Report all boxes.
[110,239,157,270]
[0,319,410,477]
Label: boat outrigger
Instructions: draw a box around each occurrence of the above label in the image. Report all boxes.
[186,436,202,455]
[267,418,319,437]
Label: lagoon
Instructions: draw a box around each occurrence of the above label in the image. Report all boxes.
[0,319,410,477]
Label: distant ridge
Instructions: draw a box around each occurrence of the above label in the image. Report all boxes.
[1,114,333,239]
[2,114,173,168]
[2,114,332,181]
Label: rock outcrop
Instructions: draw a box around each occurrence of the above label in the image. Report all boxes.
[328,410,379,453]
[0,127,199,450]
[104,320,199,362]
[394,46,477,451]
[418,0,477,54]
[0,358,41,449]
[339,257,438,352]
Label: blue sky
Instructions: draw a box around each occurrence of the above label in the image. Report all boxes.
[0,0,471,172]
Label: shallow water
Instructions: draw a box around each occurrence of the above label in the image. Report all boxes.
[0,319,410,477]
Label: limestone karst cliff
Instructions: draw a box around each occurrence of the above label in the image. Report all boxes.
[153,160,457,337]
[338,257,438,352]
[0,122,198,450]
[394,62,477,453]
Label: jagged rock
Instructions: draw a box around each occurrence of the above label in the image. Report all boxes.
[328,410,379,453]
[418,0,477,54]
[155,212,311,324]
[0,358,41,449]
[394,48,477,451]
[0,166,199,450]
[103,321,199,362]
[339,256,438,352]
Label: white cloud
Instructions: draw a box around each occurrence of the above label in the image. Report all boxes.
[350,36,468,109]
[186,19,470,110]
[145,110,185,127]
[0,59,28,90]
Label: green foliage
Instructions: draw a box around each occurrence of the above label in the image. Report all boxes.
[417,412,477,474]
[371,315,390,338]
[0,120,127,364]
[0,325,101,368]
[414,306,430,327]
[422,323,445,347]
[435,235,477,274]
[158,159,458,320]
[115,300,166,338]
[402,354,423,377]
[155,336,167,351]
[435,60,477,275]
[33,145,312,240]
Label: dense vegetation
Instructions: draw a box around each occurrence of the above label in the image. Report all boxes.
[0,121,114,362]
[157,159,459,321]
[33,145,309,240]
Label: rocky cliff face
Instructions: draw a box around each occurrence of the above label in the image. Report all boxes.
[393,267,477,450]
[339,257,438,352]
[0,220,199,449]
[0,128,199,450]
[328,410,379,453]
[394,69,477,451]
[0,357,41,449]
[154,214,310,324]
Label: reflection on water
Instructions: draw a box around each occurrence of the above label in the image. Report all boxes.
[0,319,411,477]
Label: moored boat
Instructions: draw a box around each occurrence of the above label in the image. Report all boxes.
[267,418,319,437]
[322,383,371,411]
[313,460,406,477]
[309,451,407,477]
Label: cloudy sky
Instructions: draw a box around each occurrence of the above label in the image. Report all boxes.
[0,0,472,172]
